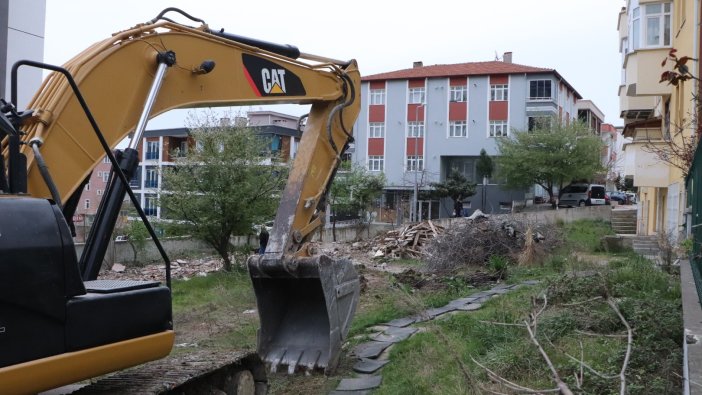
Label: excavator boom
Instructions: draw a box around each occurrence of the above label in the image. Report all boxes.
[0,8,361,393]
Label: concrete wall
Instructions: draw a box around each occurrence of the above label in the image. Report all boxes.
[75,224,395,265]
[432,205,612,228]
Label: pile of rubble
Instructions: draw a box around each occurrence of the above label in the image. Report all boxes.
[102,257,225,281]
[370,220,445,259]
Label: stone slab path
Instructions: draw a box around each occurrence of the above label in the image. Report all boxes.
[330,280,538,394]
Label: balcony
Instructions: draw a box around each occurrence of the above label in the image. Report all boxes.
[622,48,673,97]
[619,84,660,122]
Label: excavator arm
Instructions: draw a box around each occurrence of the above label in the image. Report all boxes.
[0,9,361,393]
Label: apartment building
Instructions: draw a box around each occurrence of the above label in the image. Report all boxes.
[129,111,302,219]
[617,0,698,237]
[1,0,46,109]
[353,54,588,219]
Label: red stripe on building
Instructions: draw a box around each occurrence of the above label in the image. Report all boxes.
[449,101,467,120]
[408,79,425,88]
[407,104,424,121]
[370,80,385,89]
[368,138,384,156]
[369,105,385,122]
[489,101,508,120]
[449,76,466,86]
[490,75,508,85]
[406,137,424,155]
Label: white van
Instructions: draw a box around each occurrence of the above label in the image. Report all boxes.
[558,183,607,207]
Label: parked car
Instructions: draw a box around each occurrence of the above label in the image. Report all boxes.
[625,192,637,204]
[608,191,629,204]
[558,183,607,207]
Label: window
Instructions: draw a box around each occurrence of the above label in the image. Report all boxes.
[529,80,552,100]
[177,141,188,157]
[408,87,425,104]
[631,3,671,48]
[407,121,424,137]
[103,156,110,164]
[96,189,103,196]
[85,181,90,191]
[146,140,159,160]
[101,171,109,183]
[528,116,552,132]
[449,121,467,137]
[368,155,384,171]
[144,194,157,216]
[130,166,142,188]
[369,122,385,138]
[489,120,509,137]
[145,166,158,188]
[84,199,90,209]
[490,84,508,101]
[406,155,424,171]
[446,158,475,182]
[450,85,467,102]
[632,7,641,49]
[645,3,671,47]
[370,88,385,105]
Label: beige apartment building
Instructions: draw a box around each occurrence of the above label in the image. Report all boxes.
[617,0,699,238]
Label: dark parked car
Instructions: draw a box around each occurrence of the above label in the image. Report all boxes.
[607,191,629,204]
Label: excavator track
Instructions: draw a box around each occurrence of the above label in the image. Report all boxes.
[67,350,267,395]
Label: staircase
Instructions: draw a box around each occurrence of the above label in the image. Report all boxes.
[631,235,661,261]
[610,209,637,235]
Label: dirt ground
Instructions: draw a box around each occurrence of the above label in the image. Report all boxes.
[98,238,499,393]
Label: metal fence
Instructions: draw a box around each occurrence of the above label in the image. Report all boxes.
[687,144,702,305]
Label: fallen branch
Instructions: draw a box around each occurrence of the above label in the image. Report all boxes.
[479,320,527,328]
[607,298,633,395]
[524,321,574,395]
[470,355,560,394]
[575,329,628,338]
[560,296,603,307]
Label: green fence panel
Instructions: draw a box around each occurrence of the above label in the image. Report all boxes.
[688,144,702,305]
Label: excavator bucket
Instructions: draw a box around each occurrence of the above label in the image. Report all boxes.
[247,254,360,374]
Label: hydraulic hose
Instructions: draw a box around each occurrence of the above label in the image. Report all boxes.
[29,138,62,209]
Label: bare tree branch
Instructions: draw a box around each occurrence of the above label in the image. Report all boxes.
[607,298,633,395]
[479,320,527,328]
[575,329,628,338]
[524,321,574,395]
[560,296,603,307]
[470,355,561,394]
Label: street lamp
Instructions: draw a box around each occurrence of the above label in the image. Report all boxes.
[412,103,425,222]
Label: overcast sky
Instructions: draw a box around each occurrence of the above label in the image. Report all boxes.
[44,0,625,128]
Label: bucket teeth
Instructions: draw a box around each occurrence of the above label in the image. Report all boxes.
[249,255,360,374]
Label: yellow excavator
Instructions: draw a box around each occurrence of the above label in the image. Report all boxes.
[0,8,360,394]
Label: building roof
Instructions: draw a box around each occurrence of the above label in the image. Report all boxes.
[144,127,190,138]
[363,61,582,99]
[252,125,302,138]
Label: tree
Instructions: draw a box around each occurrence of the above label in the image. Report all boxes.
[476,148,494,181]
[430,171,476,217]
[476,149,494,210]
[495,119,604,205]
[329,164,385,240]
[161,111,286,271]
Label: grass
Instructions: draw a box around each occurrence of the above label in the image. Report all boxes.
[369,219,683,394]
[166,219,682,394]
[562,218,615,253]
[170,269,260,350]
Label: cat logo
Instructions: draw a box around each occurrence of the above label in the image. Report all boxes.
[261,68,286,94]
[242,54,306,97]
